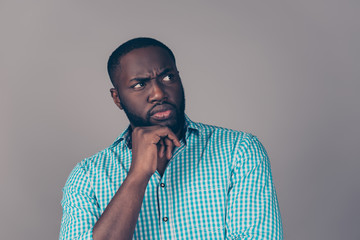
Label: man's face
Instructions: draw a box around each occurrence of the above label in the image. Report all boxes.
[111,46,185,135]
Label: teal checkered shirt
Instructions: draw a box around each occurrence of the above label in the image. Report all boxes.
[60,116,283,239]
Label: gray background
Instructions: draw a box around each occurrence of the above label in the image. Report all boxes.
[1,1,359,239]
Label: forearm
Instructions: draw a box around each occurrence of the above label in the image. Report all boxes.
[93,171,150,240]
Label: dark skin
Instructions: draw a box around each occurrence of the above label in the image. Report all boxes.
[93,46,185,240]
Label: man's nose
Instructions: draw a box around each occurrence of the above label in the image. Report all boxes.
[148,81,166,103]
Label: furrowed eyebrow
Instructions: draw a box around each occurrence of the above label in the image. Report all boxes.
[158,68,172,76]
[129,68,175,82]
[129,77,151,82]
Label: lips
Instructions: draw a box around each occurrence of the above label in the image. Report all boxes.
[149,104,175,121]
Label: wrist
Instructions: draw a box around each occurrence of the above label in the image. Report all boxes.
[126,169,152,187]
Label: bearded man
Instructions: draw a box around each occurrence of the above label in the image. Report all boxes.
[60,37,283,240]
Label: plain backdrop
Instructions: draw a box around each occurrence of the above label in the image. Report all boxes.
[1,1,359,239]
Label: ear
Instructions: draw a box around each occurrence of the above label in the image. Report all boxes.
[110,88,123,110]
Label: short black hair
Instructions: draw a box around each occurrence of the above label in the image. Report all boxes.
[107,37,176,87]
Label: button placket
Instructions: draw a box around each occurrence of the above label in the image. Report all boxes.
[159,181,168,224]
[158,176,171,240]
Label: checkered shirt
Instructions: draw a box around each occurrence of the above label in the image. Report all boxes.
[60,116,283,239]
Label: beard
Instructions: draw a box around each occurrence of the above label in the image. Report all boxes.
[120,94,186,135]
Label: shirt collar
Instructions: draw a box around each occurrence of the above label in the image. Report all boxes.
[112,114,203,149]
[184,114,203,138]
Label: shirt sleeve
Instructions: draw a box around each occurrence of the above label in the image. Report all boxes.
[226,135,283,239]
[59,162,100,240]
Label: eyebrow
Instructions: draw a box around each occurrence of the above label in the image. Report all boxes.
[129,68,173,82]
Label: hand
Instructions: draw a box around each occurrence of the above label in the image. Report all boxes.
[129,126,181,178]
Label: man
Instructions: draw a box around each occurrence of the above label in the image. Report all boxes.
[60,37,283,239]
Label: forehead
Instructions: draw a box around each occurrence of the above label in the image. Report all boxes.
[118,46,175,79]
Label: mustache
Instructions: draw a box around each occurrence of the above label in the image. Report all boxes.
[147,102,177,117]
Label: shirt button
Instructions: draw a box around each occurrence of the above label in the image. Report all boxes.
[160,183,165,188]
[163,217,168,222]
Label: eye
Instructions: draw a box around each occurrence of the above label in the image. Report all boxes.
[162,74,174,82]
[132,82,145,89]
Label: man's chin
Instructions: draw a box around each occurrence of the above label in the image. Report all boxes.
[150,115,183,134]
[150,118,177,130]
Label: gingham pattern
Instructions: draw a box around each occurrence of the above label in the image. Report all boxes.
[60,116,283,239]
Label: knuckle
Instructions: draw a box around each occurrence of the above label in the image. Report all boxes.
[133,127,140,134]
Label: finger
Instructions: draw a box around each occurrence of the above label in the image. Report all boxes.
[164,137,174,160]
[155,128,181,147]
[158,140,165,159]
[165,132,181,147]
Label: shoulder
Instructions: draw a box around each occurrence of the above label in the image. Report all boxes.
[191,120,267,162]
[190,120,257,146]
[68,135,128,178]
